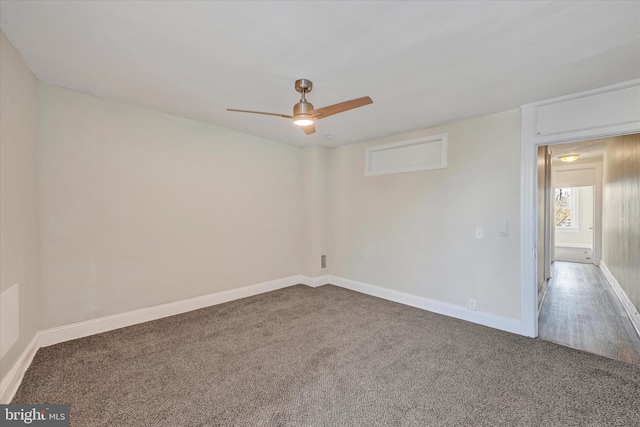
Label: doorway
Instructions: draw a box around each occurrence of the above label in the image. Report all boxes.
[536,137,640,364]
[554,185,594,264]
[519,79,640,339]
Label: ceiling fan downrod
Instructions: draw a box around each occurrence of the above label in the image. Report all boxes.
[293,79,314,122]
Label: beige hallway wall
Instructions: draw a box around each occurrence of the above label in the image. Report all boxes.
[602,134,640,310]
[0,30,40,382]
[536,146,548,307]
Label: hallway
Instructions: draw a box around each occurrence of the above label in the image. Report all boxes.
[539,261,640,364]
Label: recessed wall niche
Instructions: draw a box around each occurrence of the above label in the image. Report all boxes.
[365,134,447,176]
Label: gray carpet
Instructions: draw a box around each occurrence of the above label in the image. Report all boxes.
[12,285,640,426]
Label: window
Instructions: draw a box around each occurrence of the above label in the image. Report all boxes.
[555,187,579,231]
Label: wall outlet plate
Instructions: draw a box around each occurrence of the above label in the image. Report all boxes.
[468,298,477,311]
[475,228,483,239]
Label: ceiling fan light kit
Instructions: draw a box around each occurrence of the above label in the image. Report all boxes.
[227,79,373,135]
[293,116,314,126]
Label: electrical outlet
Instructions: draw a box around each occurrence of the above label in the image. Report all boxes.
[475,228,483,239]
[468,298,477,311]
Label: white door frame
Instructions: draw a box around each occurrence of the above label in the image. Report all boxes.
[519,79,640,337]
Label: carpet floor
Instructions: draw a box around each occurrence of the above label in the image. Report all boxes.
[12,285,640,426]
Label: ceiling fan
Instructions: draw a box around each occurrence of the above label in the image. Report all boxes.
[227,79,373,135]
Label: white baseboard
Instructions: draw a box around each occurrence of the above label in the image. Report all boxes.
[3,272,529,403]
[298,274,330,288]
[327,275,524,335]
[600,262,640,338]
[0,335,39,404]
[555,243,592,249]
[3,275,309,402]
[39,275,305,348]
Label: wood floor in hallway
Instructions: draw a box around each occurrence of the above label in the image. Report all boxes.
[539,261,640,364]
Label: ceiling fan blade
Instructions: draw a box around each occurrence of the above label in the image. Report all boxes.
[311,96,373,119]
[301,123,316,135]
[227,109,293,119]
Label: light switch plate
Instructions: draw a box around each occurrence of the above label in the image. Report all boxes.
[500,218,508,236]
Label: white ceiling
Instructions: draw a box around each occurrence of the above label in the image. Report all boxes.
[550,138,611,164]
[1,1,639,147]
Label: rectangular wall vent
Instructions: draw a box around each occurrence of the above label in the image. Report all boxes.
[365,134,447,176]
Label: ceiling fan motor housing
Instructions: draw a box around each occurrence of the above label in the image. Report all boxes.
[294,79,314,118]
[293,100,314,116]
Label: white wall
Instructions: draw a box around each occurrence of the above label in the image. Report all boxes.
[38,84,303,329]
[555,186,594,248]
[301,146,329,277]
[0,31,40,382]
[328,109,522,319]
